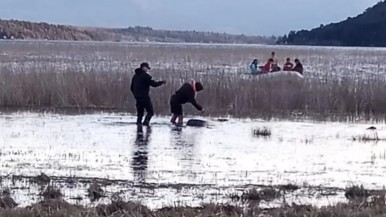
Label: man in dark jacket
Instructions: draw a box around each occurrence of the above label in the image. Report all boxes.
[170,81,204,126]
[293,59,304,75]
[130,62,166,126]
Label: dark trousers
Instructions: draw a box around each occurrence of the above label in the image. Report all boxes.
[135,98,154,125]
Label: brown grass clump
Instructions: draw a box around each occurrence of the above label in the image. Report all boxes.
[345,185,370,200]
[34,173,51,186]
[231,187,281,203]
[155,204,242,217]
[252,127,272,137]
[41,186,63,201]
[0,192,18,209]
[88,183,105,202]
[279,184,300,192]
[96,201,153,217]
[241,188,261,202]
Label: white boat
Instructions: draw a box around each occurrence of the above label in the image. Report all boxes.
[242,71,304,79]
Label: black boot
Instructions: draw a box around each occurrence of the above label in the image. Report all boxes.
[136,116,143,126]
[142,115,152,126]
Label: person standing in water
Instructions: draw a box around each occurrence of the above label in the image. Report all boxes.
[130,62,166,126]
[170,81,204,126]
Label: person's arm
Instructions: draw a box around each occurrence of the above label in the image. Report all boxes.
[150,79,165,87]
[190,98,203,111]
[146,74,165,87]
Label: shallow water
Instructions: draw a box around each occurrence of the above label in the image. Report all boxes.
[1,112,386,208]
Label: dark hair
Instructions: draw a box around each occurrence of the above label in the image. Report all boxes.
[286,57,291,61]
[195,82,204,92]
[271,51,275,56]
[252,59,258,64]
[294,58,300,63]
[268,58,274,62]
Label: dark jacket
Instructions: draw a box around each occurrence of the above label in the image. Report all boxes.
[130,68,164,100]
[293,63,303,74]
[283,62,294,71]
[172,83,203,111]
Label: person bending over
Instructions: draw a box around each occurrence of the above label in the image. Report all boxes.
[170,81,204,126]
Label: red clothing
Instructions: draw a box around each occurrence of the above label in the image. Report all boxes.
[262,62,271,73]
[283,62,294,71]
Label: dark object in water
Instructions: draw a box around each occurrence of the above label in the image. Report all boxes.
[217,118,228,122]
[186,119,206,127]
[367,126,377,130]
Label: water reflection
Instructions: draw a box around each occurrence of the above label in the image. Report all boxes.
[131,126,152,183]
[170,127,201,171]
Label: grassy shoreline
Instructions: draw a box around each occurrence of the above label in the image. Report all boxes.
[2,173,386,216]
[1,198,386,217]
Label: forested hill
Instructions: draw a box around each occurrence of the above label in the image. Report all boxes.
[0,19,275,44]
[108,26,276,44]
[277,0,386,47]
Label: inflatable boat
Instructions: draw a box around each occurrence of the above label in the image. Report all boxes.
[242,71,304,79]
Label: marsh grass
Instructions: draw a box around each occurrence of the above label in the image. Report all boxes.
[1,41,386,120]
[1,67,386,120]
[2,198,386,217]
[1,179,386,217]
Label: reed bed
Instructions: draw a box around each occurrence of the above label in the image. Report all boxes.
[1,198,386,217]
[1,41,386,120]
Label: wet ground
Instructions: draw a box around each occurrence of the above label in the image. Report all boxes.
[1,112,386,209]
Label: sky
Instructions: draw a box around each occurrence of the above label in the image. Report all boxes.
[0,0,381,36]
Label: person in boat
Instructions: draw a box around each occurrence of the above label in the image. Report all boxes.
[283,58,294,71]
[249,59,260,74]
[262,58,273,74]
[293,59,304,75]
[170,81,204,126]
[270,51,281,72]
[130,62,166,126]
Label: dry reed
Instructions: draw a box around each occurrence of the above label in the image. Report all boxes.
[1,41,386,120]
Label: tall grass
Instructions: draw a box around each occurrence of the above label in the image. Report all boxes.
[1,66,386,120]
[1,41,386,120]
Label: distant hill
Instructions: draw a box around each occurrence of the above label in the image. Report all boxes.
[278,0,386,47]
[0,19,275,44]
[109,26,275,44]
[0,19,124,41]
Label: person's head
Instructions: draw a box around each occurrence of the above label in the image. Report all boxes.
[271,51,275,57]
[140,62,151,72]
[195,82,204,92]
[294,59,300,64]
[268,58,274,63]
[252,59,258,64]
[286,57,291,62]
